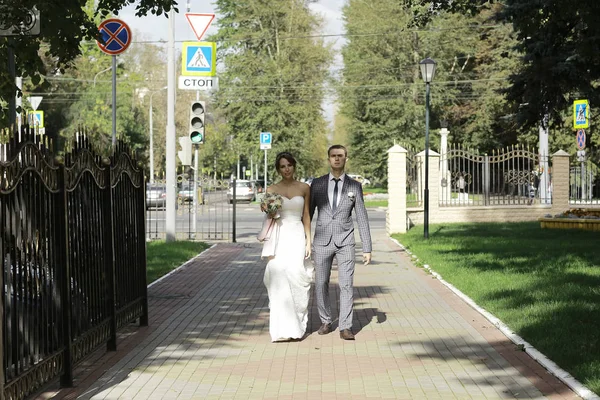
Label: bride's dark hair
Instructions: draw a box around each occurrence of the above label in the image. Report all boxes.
[275,151,297,170]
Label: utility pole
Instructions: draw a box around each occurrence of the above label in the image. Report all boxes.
[192,92,200,236]
[165,8,177,242]
[538,113,550,204]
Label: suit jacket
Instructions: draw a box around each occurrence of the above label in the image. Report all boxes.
[309,174,372,253]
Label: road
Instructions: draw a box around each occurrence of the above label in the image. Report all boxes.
[145,200,387,242]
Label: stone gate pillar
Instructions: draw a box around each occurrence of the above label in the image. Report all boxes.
[387,144,408,234]
[550,150,570,213]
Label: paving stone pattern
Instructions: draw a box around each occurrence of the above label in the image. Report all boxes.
[37,232,580,400]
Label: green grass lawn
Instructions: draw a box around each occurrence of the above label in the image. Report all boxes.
[393,222,600,395]
[146,241,211,284]
[363,187,387,194]
[364,200,388,208]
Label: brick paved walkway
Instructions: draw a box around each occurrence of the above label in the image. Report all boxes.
[37,230,581,400]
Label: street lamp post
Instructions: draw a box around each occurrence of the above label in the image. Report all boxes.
[149,87,167,183]
[93,66,112,87]
[419,57,437,239]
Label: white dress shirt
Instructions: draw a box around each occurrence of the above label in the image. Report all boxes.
[328,173,346,209]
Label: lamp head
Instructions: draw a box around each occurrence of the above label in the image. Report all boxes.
[419,57,437,83]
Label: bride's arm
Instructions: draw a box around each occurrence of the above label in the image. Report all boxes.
[302,183,312,259]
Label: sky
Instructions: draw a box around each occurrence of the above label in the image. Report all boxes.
[119,0,346,128]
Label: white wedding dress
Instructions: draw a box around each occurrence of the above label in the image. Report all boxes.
[263,196,314,342]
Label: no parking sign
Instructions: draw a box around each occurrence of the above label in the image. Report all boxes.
[96,19,132,55]
[576,129,586,150]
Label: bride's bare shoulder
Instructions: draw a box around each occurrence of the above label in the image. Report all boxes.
[267,183,279,194]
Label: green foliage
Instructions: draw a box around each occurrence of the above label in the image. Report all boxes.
[340,1,506,184]
[338,1,542,184]
[339,0,422,185]
[211,0,332,180]
[413,0,600,154]
[498,0,600,131]
[0,0,177,127]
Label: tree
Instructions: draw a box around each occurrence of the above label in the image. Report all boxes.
[339,0,498,184]
[410,0,600,135]
[211,0,332,180]
[441,3,524,151]
[0,0,177,127]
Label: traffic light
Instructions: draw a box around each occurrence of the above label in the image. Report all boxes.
[189,100,205,144]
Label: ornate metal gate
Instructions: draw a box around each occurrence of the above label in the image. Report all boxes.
[439,144,551,206]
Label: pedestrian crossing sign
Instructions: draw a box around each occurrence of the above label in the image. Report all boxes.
[181,42,216,77]
[573,99,589,129]
[28,110,44,128]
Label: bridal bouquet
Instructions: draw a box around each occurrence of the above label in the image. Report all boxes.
[260,193,283,219]
[257,193,283,243]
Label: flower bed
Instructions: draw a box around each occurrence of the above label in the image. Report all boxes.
[539,209,600,231]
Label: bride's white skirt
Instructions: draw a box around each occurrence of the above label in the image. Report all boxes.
[263,218,314,342]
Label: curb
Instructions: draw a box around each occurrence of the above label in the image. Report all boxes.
[389,237,600,400]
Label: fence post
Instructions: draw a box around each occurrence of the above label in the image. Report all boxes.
[232,179,237,243]
[103,158,117,352]
[386,145,408,234]
[57,162,73,387]
[139,170,149,327]
[484,154,490,206]
[551,150,570,213]
[0,203,5,400]
[439,128,451,204]
[417,150,440,224]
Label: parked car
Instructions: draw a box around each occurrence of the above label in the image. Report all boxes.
[348,174,371,186]
[178,182,203,203]
[227,180,256,203]
[146,183,167,209]
[253,180,265,194]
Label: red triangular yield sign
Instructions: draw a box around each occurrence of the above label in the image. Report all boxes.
[185,13,215,41]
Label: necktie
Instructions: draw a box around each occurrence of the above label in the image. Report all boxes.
[332,178,340,213]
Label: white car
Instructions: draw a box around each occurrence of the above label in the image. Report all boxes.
[227,180,256,203]
[348,174,371,186]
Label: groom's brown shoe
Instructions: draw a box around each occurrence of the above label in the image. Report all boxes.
[339,329,355,340]
[317,323,332,335]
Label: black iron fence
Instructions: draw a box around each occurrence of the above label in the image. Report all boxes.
[145,175,232,241]
[404,143,422,208]
[0,127,148,399]
[570,151,600,205]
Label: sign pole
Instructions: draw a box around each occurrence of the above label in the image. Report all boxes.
[581,155,586,201]
[193,144,199,235]
[264,149,267,190]
[538,114,550,204]
[192,90,200,236]
[112,55,117,147]
[96,18,132,146]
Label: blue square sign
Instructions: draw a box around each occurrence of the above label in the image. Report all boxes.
[260,132,272,149]
[181,42,216,77]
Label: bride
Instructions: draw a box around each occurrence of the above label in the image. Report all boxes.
[262,151,313,342]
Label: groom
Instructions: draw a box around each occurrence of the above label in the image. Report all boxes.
[309,145,372,340]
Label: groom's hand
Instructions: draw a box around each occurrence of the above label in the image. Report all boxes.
[363,252,371,265]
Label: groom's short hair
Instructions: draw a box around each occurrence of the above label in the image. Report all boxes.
[328,144,347,157]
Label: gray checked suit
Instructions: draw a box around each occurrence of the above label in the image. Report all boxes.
[309,174,372,331]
